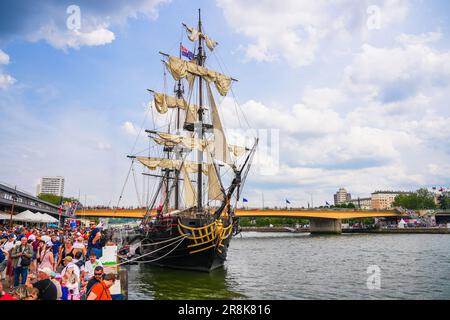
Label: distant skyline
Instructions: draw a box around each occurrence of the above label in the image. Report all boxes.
[1,0,450,208]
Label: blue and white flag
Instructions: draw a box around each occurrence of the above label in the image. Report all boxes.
[243,198,248,203]
[286,199,291,204]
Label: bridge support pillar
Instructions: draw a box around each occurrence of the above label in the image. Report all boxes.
[309,218,342,234]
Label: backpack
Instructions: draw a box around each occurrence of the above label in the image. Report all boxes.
[75,259,84,269]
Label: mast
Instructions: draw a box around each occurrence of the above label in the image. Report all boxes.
[173,43,184,210]
[197,8,204,213]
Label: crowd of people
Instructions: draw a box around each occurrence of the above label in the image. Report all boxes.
[0,220,117,300]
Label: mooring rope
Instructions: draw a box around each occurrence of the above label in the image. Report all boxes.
[113,235,187,266]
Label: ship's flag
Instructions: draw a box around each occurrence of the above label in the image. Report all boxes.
[243,198,248,203]
[326,201,330,206]
[286,199,291,204]
[181,44,194,60]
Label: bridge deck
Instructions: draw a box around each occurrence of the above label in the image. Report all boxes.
[76,209,400,219]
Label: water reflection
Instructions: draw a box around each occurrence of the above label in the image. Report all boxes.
[128,264,246,300]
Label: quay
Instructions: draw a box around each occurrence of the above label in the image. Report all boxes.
[241,226,450,234]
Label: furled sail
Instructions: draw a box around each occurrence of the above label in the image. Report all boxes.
[150,131,247,157]
[165,56,232,96]
[183,24,218,51]
[136,156,208,174]
[153,91,198,122]
[153,132,206,151]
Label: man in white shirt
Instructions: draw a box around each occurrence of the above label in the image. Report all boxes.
[83,251,103,279]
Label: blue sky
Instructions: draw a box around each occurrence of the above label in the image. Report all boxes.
[1,0,450,208]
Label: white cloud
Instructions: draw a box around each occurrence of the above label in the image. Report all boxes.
[121,121,139,136]
[0,74,16,89]
[0,49,15,89]
[29,21,115,51]
[217,0,409,67]
[3,0,169,50]
[0,49,10,65]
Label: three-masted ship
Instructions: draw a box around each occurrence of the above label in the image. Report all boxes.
[125,10,257,272]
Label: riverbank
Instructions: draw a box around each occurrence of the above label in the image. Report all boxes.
[241,226,450,234]
[343,227,450,234]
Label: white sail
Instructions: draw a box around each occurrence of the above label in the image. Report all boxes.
[207,82,233,165]
[181,165,197,207]
[206,152,223,201]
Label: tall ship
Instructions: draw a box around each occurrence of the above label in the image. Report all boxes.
[122,10,257,272]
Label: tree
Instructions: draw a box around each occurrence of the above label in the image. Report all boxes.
[438,195,450,210]
[393,189,436,210]
[37,193,78,206]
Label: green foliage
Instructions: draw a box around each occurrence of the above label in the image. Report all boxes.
[330,203,356,209]
[438,195,450,210]
[37,193,78,206]
[393,188,436,210]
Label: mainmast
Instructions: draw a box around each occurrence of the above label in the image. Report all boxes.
[196,8,204,213]
[173,43,184,211]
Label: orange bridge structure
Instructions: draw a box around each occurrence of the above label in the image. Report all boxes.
[76,208,402,234]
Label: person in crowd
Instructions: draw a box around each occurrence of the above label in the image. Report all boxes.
[26,267,57,300]
[87,221,103,259]
[38,241,55,271]
[1,233,16,289]
[83,251,103,279]
[11,237,33,287]
[12,285,38,300]
[87,273,115,300]
[0,238,8,283]
[83,265,104,299]
[30,234,41,275]
[50,271,63,300]
[63,266,80,300]
[73,236,87,259]
[57,238,75,272]
[51,234,62,264]
[0,281,16,300]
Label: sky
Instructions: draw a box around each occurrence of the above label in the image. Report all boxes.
[0,0,450,208]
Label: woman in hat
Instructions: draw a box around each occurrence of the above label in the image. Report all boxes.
[37,241,55,271]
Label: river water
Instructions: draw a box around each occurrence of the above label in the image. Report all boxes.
[127,232,450,300]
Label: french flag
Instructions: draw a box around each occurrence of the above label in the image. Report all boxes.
[181,45,194,60]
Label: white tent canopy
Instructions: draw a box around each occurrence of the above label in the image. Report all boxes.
[12,210,40,222]
[41,213,58,223]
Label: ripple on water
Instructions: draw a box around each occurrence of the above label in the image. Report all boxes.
[127,233,450,299]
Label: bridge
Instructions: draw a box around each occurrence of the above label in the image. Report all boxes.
[76,208,401,234]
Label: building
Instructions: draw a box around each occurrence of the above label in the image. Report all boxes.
[371,191,409,210]
[347,197,372,210]
[0,183,60,215]
[334,188,351,205]
[36,176,65,197]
